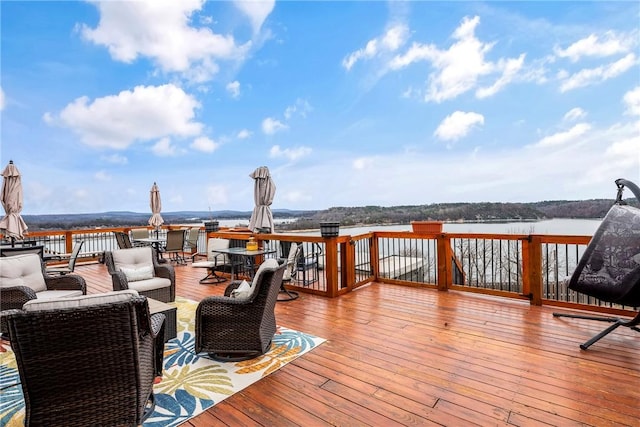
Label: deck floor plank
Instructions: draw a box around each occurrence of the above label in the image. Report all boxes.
[72,261,639,426]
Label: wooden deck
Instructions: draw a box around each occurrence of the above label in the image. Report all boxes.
[76,260,640,426]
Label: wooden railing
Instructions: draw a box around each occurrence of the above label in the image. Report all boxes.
[17,226,635,317]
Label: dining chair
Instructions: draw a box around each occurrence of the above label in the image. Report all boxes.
[164,229,186,265]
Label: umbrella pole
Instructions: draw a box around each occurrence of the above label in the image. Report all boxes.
[10,236,15,247]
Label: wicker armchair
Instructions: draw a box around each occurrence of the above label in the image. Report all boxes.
[195,259,285,361]
[104,247,175,303]
[0,253,86,335]
[5,292,165,426]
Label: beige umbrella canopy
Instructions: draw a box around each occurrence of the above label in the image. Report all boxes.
[0,160,28,241]
[148,182,164,231]
[248,166,276,233]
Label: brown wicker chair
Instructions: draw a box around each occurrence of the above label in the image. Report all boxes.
[5,292,165,427]
[195,259,285,361]
[0,253,86,336]
[104,247,175,302]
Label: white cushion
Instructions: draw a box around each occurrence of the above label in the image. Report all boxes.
[120,265,154,282]
[125,277,171,293]
[0,254,47,292]
[33,290,84,300]
[112,247,155,275]
[23,290,139,312]
[207,238,230,264]
[283,243,298,281]
[231,280,252,299]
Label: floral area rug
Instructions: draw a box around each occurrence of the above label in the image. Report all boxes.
[0,297,325,426]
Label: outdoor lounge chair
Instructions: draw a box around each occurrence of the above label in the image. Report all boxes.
[4,291,165,426]
[104,246,175,302]
[164,229,187,265]
[184,226,201,260]
[45,240,84,275]
[278,242,301,301]
[0,253,87,336]
[553,178,640,349]
[192,237,231,284]
[114,231,133,249]
[195,258,285,361]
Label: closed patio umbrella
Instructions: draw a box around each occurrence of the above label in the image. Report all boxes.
[0,160,28,243]
[248,166,276,233]
[148,182,164,232]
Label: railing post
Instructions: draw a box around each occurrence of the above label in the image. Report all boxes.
[370,234,380,281]
[324,237,340,297]
[342,239,356,291]
[436,233,451,291]
[65,231,73,253]
[523,235,543,305]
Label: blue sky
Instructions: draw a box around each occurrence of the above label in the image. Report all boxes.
[1,1,639,215]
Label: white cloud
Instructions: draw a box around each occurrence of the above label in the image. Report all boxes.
[533,123,592,147]
[353,157,375,170]
[563,108,587,122]
[237,129,252,139]
[262,117,288,135]
[269,145,312,161]
[559,53,637,92]
[554,32,634,62]
[94,170,111,181]
[191,136,220,153]
[343,24,409,71]
[434,111,485,142]
[476,54,525,98]
[81,1,250,83]
[226,81,240,98]
[101,154,128,165]
[206,184,229,206]
[233,0,275,34]
[48,84,202,149]
[0,87,5,111]
[390,16,526,102]
[284,98,312,120]
[623,86,640,116]
[152,137,178,156]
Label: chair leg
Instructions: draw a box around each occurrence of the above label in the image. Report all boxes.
[141,393,156,423]
[553,310,640,350]
[199,268,227,285]
[278,283,299,301]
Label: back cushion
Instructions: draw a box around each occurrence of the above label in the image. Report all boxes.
[23,290,139,312]
[0,254,47,292]
[113,247,154,271]
[207,238,230,263]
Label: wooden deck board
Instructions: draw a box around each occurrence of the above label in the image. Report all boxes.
[74,261,639,426]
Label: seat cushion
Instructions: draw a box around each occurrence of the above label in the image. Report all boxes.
[24,290,138,312]
[0,254,46,292]
[125,277,171,293]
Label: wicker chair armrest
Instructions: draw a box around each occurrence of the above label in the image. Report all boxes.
[110,270,129,291]
[0,286,36,311]
[45,273,87,293]
[199,293,254,308]
[154,263,174,281]
[150,313,166,339]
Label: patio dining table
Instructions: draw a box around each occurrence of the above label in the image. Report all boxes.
[212,246,277,280]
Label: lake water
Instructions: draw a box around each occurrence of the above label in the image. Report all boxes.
[218,218,602,237]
